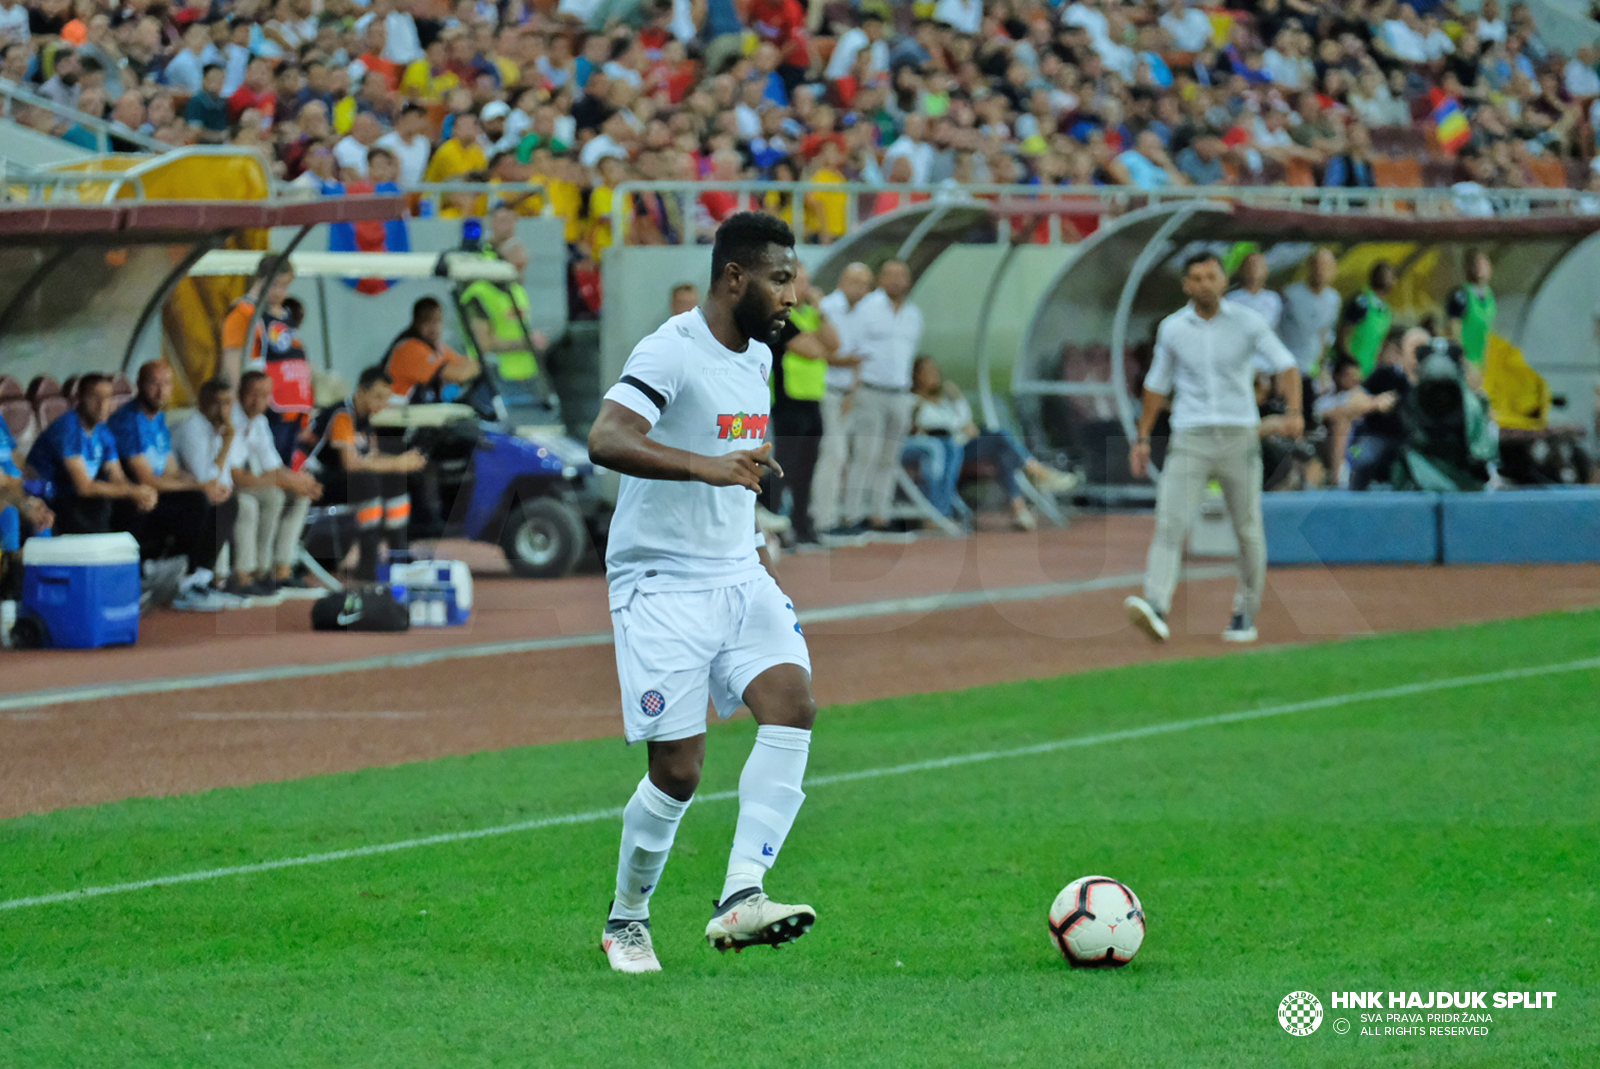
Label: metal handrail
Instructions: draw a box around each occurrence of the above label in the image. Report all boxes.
[272,179,555,218]
[4,170,148,201]
[409,181,554,217]
[610,180,1592,246]
[99,144,273,201]
[0,77,166,155]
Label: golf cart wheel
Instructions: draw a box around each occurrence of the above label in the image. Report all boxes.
[501,497,586,578]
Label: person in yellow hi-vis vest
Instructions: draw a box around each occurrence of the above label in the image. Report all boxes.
[1446,247,1496,391]
[762,263,842,548]
[462,207,549,392]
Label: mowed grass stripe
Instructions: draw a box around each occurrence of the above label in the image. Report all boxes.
[4,652,1596,914]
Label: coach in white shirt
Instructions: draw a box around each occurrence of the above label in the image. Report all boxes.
[1125,251,1302,645]
[841,260,923,532]
[813,262,872,533]
[228,370,325,591]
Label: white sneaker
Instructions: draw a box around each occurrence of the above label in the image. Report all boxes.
[1222,613,1258,643]
[705,888,816,952]
[1124,595,1170,642]
[171,588,236,613]
[600,918,662,973]
[1031,466,1081,495]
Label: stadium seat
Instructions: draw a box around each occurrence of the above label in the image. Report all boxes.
[1372,156,1423,188]
[1527,157,1568,189]
[0,375,33,445]
[1283,157,1317,188]
[27,376,67,429]
[1440,489,1600,563]
[61,375,80,403]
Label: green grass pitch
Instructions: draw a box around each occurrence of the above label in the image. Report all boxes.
[2,610,1597,1068]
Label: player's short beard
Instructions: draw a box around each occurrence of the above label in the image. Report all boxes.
[731,285,777,343]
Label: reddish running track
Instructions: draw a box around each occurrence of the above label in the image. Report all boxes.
[2,515,1597,818]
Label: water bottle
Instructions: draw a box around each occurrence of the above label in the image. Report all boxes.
[0,600,15,649]
[427,589,447,627]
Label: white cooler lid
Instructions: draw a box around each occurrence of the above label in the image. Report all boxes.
[22,532,141,566]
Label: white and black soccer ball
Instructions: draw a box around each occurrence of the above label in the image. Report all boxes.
[1049,875,1145,967]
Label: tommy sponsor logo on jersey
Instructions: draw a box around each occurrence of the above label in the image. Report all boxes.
[715,412,769,440]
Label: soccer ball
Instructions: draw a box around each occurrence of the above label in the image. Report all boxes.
[1049,875,1145,967]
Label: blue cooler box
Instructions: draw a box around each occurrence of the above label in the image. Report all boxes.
[21,533,141,648]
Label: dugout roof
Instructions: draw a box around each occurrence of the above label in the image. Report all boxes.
[1011,201,1600,486]
[0,196,406,381]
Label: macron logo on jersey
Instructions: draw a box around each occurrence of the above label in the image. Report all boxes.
[715,413,769,440]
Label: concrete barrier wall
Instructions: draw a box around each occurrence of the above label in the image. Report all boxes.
[1264,489,1600,566]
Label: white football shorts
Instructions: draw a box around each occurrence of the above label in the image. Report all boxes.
[611,574,811,743]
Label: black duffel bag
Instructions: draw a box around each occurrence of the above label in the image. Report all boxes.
[311,585,411,632]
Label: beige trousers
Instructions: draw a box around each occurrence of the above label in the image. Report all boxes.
[1143,426,1266,619]
[810,387,851,532]
[842,386,912,524]
[233,485,312,576]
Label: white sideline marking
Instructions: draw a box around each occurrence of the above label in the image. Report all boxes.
[2,654,1595,914]
[0,568,1233,715]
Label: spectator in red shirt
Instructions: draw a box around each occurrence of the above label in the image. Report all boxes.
[228,57,278,124]
[353,22,402,93]
[746,0,809,91]
[697,149,745,226]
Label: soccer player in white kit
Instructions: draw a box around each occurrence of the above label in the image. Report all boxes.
[587,213,819,973]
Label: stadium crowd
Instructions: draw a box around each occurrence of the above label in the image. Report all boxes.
[3,0,1600,264]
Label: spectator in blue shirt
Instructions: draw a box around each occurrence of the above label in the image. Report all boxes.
[0,415,53,552]
[108,362,237,588]
[27,373,157,534]
[1108,131,1191,189]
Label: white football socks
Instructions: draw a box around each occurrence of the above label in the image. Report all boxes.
[611,776,692,922]
[721,724,811,905]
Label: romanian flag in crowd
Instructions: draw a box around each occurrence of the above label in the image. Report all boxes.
[1432,97,1470,154]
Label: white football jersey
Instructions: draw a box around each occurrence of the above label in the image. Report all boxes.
[603,309,774,609]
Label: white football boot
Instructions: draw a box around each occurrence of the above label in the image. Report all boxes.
[705,887,816,952]
[600,917,662,973]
